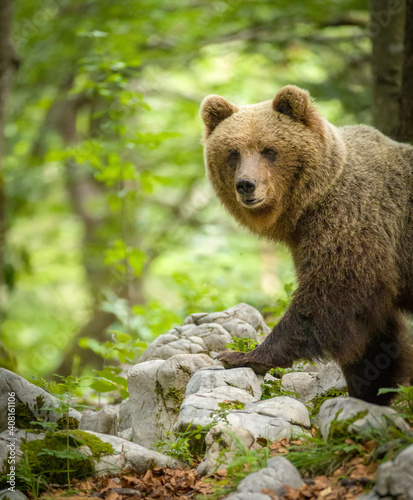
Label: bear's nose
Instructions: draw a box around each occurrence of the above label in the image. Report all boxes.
[236,179,256,195]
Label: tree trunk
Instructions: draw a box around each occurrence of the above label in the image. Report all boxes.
[397,0,413,143]
[0,0,15,312]
[369,0,405,137]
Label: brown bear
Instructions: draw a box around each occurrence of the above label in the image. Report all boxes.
[200,85,413,406]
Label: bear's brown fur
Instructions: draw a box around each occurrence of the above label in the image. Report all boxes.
[201,85,413,405]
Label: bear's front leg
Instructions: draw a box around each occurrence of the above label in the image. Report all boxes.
[216,350,293,375]
[216,308,323,375]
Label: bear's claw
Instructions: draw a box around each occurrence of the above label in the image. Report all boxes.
[216,351,275,376]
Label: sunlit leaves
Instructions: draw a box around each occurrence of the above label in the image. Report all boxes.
[105,239,146,276]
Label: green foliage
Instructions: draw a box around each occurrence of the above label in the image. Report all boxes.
[287,421,413,478]
[16,430,113,490]
[287,433,366,477]
[260,378,299,400]
[14,450,48,499]
[379,384,413,422]
[155,423,212,466]
[225,337,259,353]
[3,0,371,378]
[155,399,247,464]
[79,325,149,400]
[308,388,349,419]
[203,432,271,500]
[263,282,295,326]
[80,330,146,364]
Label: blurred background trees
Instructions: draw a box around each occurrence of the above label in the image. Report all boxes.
[0,0,411,378]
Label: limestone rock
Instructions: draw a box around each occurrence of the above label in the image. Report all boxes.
[139,324,231,363]
[186,366,262,400]
[0,490,28,499]
[373,443,413,499]
[118,428,133,441]
[225,397,311,442]
[226,456,303,499]
[0,428,180,479]
[319,397,409,440]
[197,424,259,475]
[175,386,256,432]
[244,397,311,428]
[139,304,269,364]
[175,390,310,443]
[79,408,118,436]
[184,303,270,336]
[0,368,81,433]
[281,361,346,404]
[118,398,131,432]
[128,354,213,448]
[83,431,182,475]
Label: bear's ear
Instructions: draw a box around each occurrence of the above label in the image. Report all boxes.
[200,95,238,137]
[273,85,319,128]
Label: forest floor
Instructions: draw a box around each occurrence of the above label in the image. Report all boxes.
[34,440,378,500]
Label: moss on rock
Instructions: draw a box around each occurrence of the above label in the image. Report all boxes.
[56,415,79,430]
[18,430,114,485]
[15,402,42,430]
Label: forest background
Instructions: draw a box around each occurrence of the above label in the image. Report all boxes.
[0,0,412,382]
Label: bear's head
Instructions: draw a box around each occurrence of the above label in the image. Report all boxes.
[201,85,344,239]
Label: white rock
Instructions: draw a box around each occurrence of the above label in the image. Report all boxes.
[281,371,318,402]
[118,428,133,441]
[79,408,118,436]
[0,490,28,499]
[197,424,259,475]
[244,397,311,428]
[175,387,256,432]
[316,362,347,393]
[223,397,311,442]
[0,430,41,473]
[128,359,164,448]
[220,319,260,340]
[139,324,230,363]
[138,333,205,363]
[281,361,346,404]
[374,443,413,499]
[139,304,269,364]
[176,388,310,444]
[83,431,181,474]
[184,303,270,336]
[0,368,81,432]
[230,456,303,497]
[319,397,409,440]
[128,354,213,448]
[118,399,131,431]
[226,412,298,442]
[186,366,262,399]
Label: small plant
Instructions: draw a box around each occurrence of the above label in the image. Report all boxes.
[155,400,247,464]
[155,423,214,465]
[260,378,299,400]
[32,375,93,492]
[225,337,259,353]
[286,432,365,477]
[203,432,271,500]
[379,384,413,422]
[80,330,147,401]
[308,388,348,418]
[14,450,48,499]
[287,414,413,478]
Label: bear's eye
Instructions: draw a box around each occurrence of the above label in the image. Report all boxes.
[261,147,277,162]
[227,148,241,167]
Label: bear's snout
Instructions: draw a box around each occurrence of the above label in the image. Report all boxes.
[236,178,256,195]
